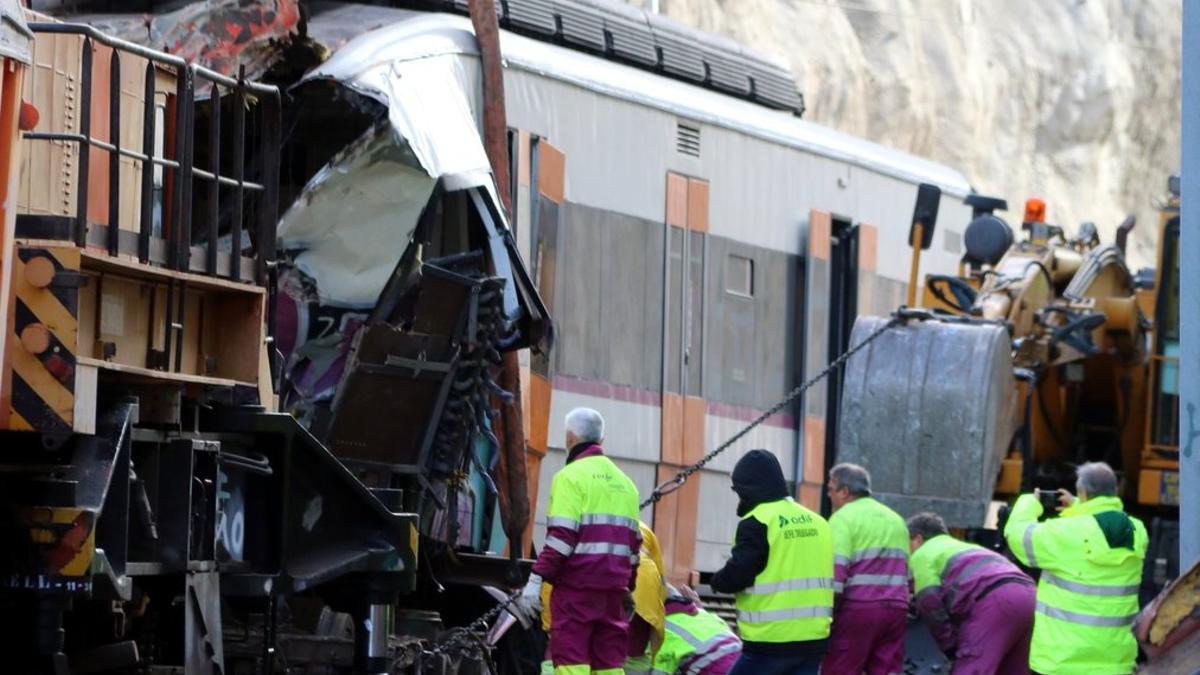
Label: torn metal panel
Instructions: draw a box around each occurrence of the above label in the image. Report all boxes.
[272,8,548,559]
[301,16,493,191]
[278,128,436,308]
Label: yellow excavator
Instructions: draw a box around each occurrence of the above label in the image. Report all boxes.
[837,176,1181,584]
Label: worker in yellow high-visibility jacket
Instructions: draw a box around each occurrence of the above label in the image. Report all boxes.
[651,585,741,674]
[822,463,910,675]
[710,449,834,675]
[1004,461,1147,675]
[516,407,642,675]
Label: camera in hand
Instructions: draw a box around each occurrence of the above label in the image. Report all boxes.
[1036,489,1060,512]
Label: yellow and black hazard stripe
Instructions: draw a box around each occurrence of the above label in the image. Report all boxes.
[8,247,80,433]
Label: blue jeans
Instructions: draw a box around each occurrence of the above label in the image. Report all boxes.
[727,651,822,675]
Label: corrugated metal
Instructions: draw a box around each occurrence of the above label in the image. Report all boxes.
[646,12,706,82]
[554,0,606,52]
[700,33,751,97]
[505,0,558,36]
[594,1,656,67]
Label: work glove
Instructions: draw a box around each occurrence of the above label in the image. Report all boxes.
[515,573,544,622]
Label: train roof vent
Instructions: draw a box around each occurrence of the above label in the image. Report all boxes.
[428,0,805,115]
[676,121,701,157]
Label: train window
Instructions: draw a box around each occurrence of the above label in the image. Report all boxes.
[725,254,753,298]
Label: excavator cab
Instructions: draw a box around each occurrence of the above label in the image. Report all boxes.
[1138,178,1181,509]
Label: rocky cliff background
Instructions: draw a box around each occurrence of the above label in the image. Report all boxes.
[629,0,1181,267]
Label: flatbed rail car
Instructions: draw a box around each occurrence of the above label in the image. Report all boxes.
[0,14,418,674]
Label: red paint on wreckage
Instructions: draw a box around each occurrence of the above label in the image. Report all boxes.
[152,0,301,78]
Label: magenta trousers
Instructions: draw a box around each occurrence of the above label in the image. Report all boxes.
[822,604,907,675]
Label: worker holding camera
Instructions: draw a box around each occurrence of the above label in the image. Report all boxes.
[1003,462,1148,675]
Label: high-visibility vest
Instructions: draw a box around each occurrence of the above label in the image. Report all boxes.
[911,534,979,596]
[1004,494,1148,675]
[652,609,741,675]
[910,533,1031,639]
[541,522,667,647]
[543,452,642,590]
[734,498,834,642]
[910,534,1027,601]
[830,496,910,606]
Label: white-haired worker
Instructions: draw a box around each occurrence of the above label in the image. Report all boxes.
[517,407,643,675]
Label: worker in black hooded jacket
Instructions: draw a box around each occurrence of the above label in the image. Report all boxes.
[710,449,834,675]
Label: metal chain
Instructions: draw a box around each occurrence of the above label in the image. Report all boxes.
[641,312,903,509]
[393,590,520,667]
[398,309,913,667]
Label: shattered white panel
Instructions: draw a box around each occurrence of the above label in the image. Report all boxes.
[280,16,518,308]
[304,15,493,191]
[278,129,435,307]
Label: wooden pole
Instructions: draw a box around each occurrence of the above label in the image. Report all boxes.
[468,0,530,559]
[907,222,923,307]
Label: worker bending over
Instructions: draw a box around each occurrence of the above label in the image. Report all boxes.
[651,585,741,674]
[710,449,834,675]
[908,512,1035,674]
[518,408,643,675]
[1004,461,1147,675]
[822,463,910,675]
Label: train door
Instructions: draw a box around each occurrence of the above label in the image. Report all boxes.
[823,217,858,511]
[798,210,860,513]
[657,171,708,585]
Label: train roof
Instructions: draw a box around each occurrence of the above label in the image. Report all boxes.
[305,4,974,197]
[313,0,804,115]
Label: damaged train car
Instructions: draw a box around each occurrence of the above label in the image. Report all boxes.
[275,15,550,559]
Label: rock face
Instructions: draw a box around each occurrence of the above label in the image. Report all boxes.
[634,0,1180,267]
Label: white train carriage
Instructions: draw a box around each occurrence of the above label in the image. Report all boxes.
[298,2,975,582]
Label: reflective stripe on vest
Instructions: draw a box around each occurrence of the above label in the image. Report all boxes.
[660,611,741,675]
[743,577,835,595]
[547,516,580,531]
[683,640,741,675]
[736,606,834,623]
[574,542,632,556]
[1035,601,1138,628]
[851,546,907,563]
[1022,524,1038,567]
[830,498,910,604]
[1042,572,1139,596]
[545,536,574,556]
[581,513,640,529]
[734,498,834,643]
